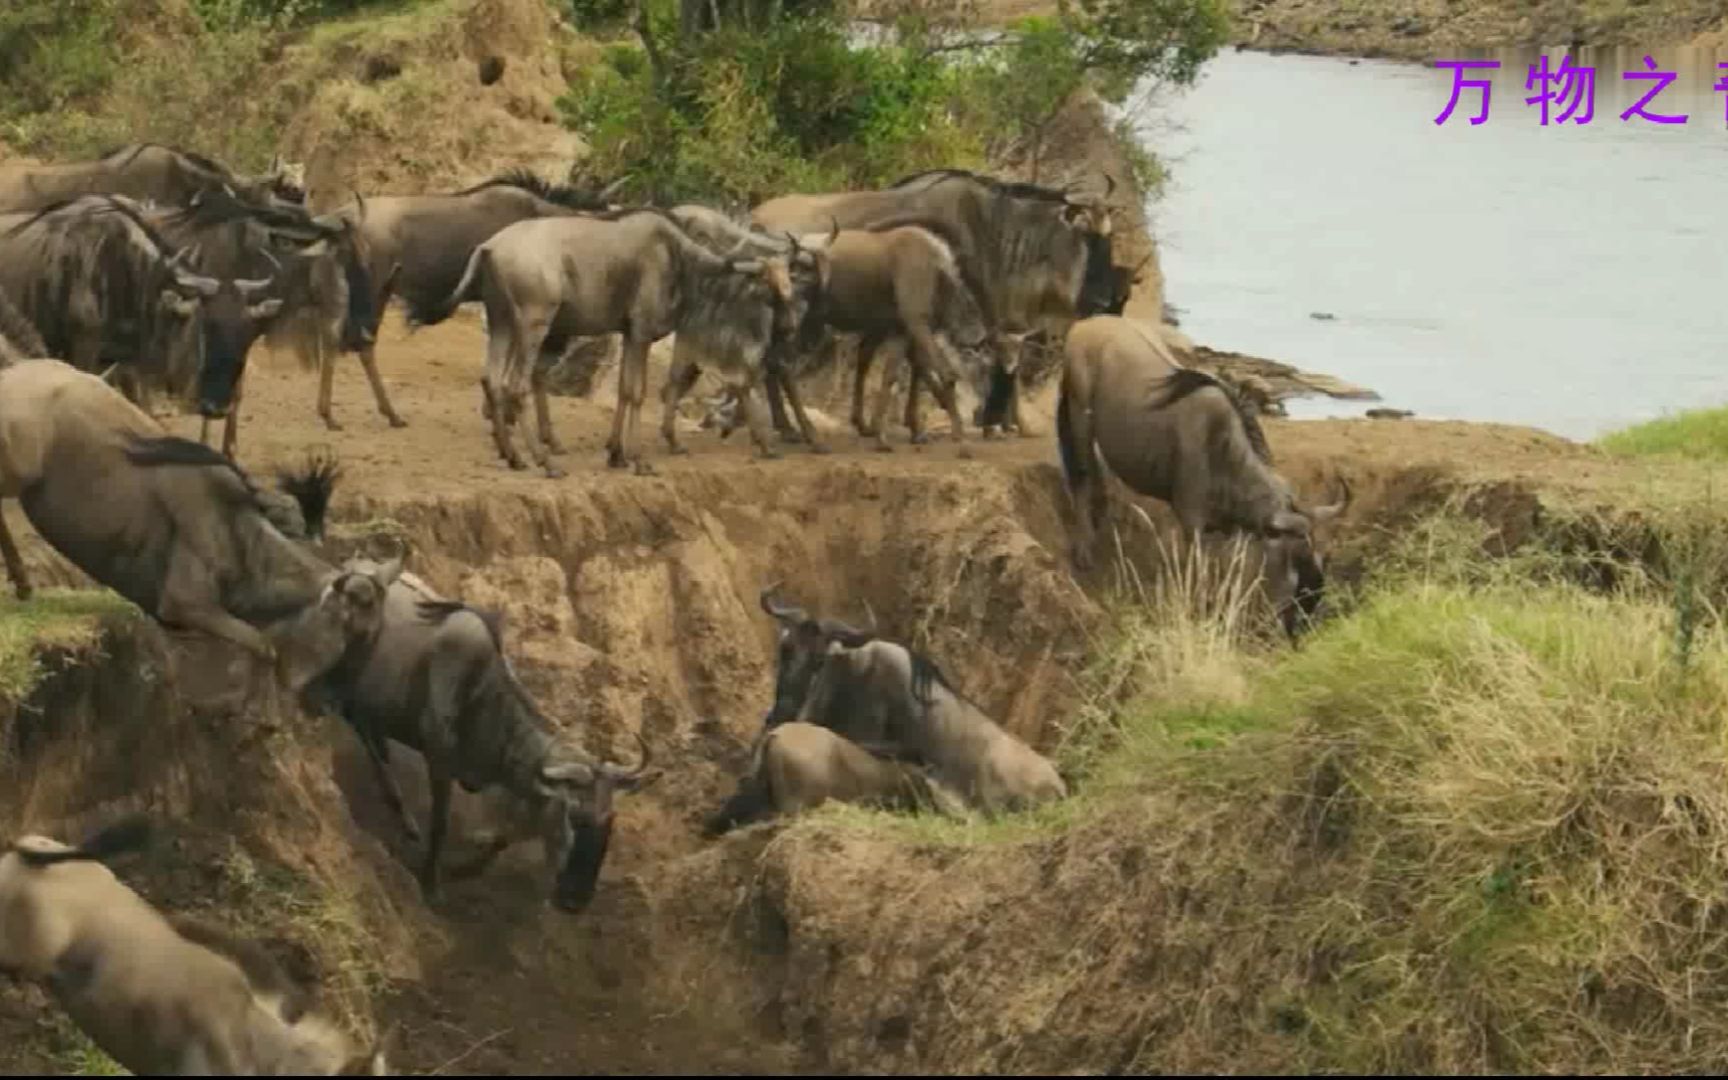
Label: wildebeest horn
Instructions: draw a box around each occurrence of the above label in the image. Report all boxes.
[1267,510,1310,538]
[257,245,284,271]
[760,582,804,622]
[1307,473,1352,524]
[541,760,595,785]
[236,276,276,299]
[730,258,765,274]
[1102,172,1116,198]
[828,217,840,245]
[354,189,367,224]
[597,174,631,201]
[599,730,654,787]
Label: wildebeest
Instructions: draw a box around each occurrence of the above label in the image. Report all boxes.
[300,564,657,910]
[416,208,817,476]
[759,585,1068,813]
[0,195,284,425]
[314,170,627,431]
[0,143,304,214]
[0,816,387,1075]
[1056,315,1351,638]
[703,721,964,835]
[142,189,376,456]
[750,168,1118,439]
[0,358,393,683]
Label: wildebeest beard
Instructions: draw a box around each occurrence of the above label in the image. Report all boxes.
[554,813,614,912]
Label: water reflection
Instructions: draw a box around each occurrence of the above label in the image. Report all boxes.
[1135,46,1728,441]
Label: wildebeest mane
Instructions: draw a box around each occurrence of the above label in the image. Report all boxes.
[14,813,154,868]
[908,648,959,707]
[122,435,280,513]
[888,167,1072,205]
[1154,367,1274,465]
[454,169,610,211]
[164,188,324,240]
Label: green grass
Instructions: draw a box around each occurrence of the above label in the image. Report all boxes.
[1598,405,1728,460]
[33,1014,125,1076]
[0,589,137,702]
[787,503,1728,1070]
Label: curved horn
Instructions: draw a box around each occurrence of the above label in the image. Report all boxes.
[236,275,275,299]
[354,188,367,224]
[257,245,284,271]
[828,217,840,246]
[759,582,804,621]
[600,729,653,785]
[597,173,632,201]
[1102,172,1116,198]
[1307,473,1352,524]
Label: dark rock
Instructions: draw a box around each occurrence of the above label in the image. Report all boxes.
[478,55,506,86]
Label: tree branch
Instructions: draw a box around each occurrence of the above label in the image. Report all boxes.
[633,1,669,92]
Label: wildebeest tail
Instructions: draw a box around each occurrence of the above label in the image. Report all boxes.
[0,284,48,365]
[406,245,486,328]
[275,450,343,541]
[16,813,154,867]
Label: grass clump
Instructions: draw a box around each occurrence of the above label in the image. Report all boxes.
[1598,404,1728,460]
[0,589,137,703]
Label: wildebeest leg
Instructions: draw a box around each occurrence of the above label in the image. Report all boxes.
[608,337,656,476]
[482,309,530,471]
[764,356,801,443]
[420,758,453,900]
[0,507,31,601]
[530,361,566,460]
[774,364,828,454]
[358,341,408,428]
[158,548,275,661]
[315,337,344,431]
[512,318,564,478]
[659,340,702,456]
[221,369,245,460]
[907,326,964,444]
[869,345,905,453]
[354,723,421,844]
[851,333,887,437]
[1058,381,1105,572]
[739,375,780,462]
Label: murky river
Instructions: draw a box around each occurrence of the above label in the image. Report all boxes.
[1134,46,1728,440]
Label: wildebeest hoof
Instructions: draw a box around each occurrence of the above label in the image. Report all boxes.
[757,448,782,461]
[1013,425,1038,438]
[957,446,974,460]
[506,457,528,471]
[632,460,657,476]
[387,415,408,428]
[778,429,806,445]
[874,441,894,454]
[667,444,691,457]
[543,464,567,480]
[807,442,831,455]
[12,582,32,602]
[322,417,345,432]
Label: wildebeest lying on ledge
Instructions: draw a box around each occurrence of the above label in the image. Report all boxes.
[705,720,966,835]
[0,816,388,1075]
[751,585,1068,814]
[299,562,658,911]
[0,358,395,692]
[1056,315,1351,639]
[0,143,305,215]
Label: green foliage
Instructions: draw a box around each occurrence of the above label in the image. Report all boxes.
[567,0,634,30]
[0,0,121,115]
[1598,405,1728,460]
[560,14,980,203]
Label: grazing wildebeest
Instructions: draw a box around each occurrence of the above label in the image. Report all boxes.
[313,170,627,431]
[0,195,284,424]
[416,208,816,476]
[0,816,388,1075]
[758,585,1068,813]
[142,190,376,457]
[0,143,304,214]
[0,358,392,681]
[299,564,657,909]
[703,721,964,835]
[1056,315,1351,639]
[750,168,1118,439]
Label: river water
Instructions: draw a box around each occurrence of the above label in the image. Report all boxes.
[1133,46,1728,441]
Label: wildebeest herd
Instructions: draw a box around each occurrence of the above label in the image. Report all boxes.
[0,143,1348,1075]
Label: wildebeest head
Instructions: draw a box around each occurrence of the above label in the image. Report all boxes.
[760,583,875,727]
[308,192,378,351]
[1259,473,1352,640]
[1052,174,1116,316]
[535,731,658,913]
[274,555,402,694]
